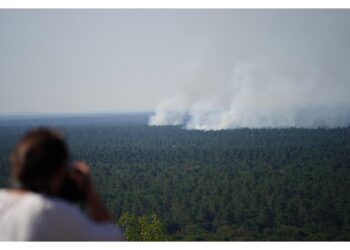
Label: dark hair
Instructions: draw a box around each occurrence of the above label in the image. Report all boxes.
[11,128,69,195]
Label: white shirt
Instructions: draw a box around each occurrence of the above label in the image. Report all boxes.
[0,189,124,241]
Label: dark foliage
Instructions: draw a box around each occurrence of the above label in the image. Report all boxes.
[1,114,350,240]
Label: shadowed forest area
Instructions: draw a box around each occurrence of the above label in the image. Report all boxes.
[0,114,349,240]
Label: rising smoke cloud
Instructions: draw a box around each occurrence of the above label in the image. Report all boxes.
[149,11,350,130]
[149,59,350,130]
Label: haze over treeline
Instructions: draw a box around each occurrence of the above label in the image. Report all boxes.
[149,10,350,130]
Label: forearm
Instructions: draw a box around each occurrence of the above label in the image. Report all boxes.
[87,187,111,222]
[70,161,113,223]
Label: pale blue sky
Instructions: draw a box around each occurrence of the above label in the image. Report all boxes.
[1,10,350,114]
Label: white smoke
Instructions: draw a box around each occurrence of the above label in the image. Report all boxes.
[148,11,350,130]
[149,96,188,126]
[149,59,350,130]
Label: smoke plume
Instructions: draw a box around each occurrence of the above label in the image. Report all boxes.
[149,11,350,130]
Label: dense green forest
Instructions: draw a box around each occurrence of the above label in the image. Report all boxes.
[0,114,350,240]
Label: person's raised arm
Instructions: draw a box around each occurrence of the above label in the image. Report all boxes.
[70,161,112,222]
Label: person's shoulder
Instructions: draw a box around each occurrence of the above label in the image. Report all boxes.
[38,195,124,241]
[29,194,90,233]
[0,190,73,227]
[2,190,83,219]
[0,189,9,199]
[24,193,90,240]
[38,194,83,217]
[0,189,48,212]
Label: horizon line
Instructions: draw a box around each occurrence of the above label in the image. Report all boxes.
[0,110,154,117]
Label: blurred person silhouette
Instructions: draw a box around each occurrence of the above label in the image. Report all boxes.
[0,128,124,241]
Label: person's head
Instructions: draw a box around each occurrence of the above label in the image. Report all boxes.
[10,128,69,195]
